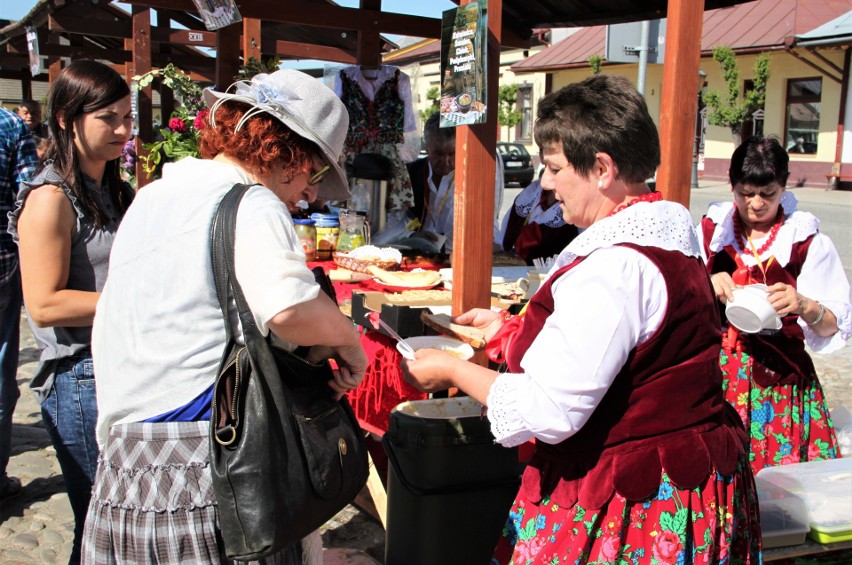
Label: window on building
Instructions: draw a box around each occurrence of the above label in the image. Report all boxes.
[515,85,533,142]
[785,78,821,155]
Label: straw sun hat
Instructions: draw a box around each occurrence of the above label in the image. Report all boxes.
[203,69,351,201]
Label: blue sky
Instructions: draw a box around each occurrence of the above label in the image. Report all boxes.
[0,0,456,22]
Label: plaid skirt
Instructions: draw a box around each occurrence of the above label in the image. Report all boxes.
[81,421,306,565]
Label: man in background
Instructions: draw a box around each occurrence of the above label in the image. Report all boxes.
[406,111,503,252]
[16,100,48,159]
[0,107,38,504]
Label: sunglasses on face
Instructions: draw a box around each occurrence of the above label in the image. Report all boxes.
[308,159,331,186]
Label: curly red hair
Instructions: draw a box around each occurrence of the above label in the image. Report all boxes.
[198,101,318,181]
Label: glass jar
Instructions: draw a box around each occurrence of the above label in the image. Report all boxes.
[293,219,316,261]
[310,213,339,260]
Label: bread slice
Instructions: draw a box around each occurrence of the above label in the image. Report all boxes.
[420,311,487,349]
[367,266,442,287]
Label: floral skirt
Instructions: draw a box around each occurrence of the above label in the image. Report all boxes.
[491,467,761,565]
[720,345,840,473]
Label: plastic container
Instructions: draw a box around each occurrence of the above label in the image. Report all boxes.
[382,397,522,565]
[757,458,852,543]
[311,213,339,260]
[293,218,316,261]
[755,477,809,548]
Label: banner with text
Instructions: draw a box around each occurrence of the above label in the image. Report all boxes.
[439,1,487,127]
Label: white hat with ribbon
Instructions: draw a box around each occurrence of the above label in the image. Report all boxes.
[203,69,350,201]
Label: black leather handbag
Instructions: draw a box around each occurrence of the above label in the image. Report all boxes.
[209,183,369,561]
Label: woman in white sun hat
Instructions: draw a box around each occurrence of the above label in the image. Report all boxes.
[82,69,367,564]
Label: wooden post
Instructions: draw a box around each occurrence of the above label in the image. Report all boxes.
[132,5,153,188]
[48,31,62,85]
[216,24,241,90]
[657,0,704,208]
[357,0,382,68]
[157,10,174,125]
[21,76,32,100]
[243,18,262,65]
[452,0,501,330]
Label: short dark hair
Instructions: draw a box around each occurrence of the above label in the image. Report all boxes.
[43,60,133,228]
[534,74,659,184]
[18,99,41,114]
[728,136,789,188]
[424,112,454,147]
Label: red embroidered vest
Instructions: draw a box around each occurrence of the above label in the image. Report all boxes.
[506,244,747,509]
[699,216,817,386]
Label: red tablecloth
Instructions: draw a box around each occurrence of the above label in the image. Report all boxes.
[307,260,429,436]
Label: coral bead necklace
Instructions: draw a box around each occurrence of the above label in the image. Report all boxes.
[608,191,664,216]
[732,206,783,256]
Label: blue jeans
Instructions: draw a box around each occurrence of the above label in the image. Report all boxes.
[0,270,22,489]
[41,355,99,565]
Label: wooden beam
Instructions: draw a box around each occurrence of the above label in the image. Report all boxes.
[49,14,131,39]
[357,0,382,68]
[216,23,241,90]
[243,18,262,64]
[48,13,216,48]
[151,28,217,48]
[262,39,356,64]
[657,0,703,208]
[123,0,442,39]
[132,5,153,188]
[453,0,501,325]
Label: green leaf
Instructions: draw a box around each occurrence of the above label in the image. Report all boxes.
[672,508,688,533]
[659,511,675,532]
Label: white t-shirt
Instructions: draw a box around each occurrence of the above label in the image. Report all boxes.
[92,157,319,447]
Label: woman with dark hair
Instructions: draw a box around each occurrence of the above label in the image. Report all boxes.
[402,75,760,564]
[82,69,365,564]
[697,136,850,472]
[8,60,134,563]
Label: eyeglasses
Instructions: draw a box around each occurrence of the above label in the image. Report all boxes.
[308,159,331,186]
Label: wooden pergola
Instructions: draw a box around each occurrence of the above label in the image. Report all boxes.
[3,0,751,323]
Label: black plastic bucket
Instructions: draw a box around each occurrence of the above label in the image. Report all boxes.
[382,397,522,565]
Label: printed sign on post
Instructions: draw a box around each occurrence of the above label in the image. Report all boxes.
[439,0,487,128]
[190,0,242,31]
[26,26,41,77]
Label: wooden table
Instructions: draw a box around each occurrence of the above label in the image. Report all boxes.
[764,539,852,561]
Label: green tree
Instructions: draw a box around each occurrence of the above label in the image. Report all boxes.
[238,56,281,80]
[419,86,440,122]
[588,54,603,75]
[701,47,770,145]
[497,83,522,140]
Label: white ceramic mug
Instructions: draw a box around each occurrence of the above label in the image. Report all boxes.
[516,270,547,299]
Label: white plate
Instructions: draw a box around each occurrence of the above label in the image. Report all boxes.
[439,266,530,289]
[374,279,442,290]
[397,336,474,360]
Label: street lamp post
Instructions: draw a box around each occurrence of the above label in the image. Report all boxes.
[691,70,706,189]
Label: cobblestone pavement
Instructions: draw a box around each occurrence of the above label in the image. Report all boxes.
[2,313,851,564]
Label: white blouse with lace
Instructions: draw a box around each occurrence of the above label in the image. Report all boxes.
[486,201,700,447]
[697,191,851,354]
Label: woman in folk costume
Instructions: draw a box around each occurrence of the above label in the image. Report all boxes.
[697,136,850,472]
[401,74,761,565]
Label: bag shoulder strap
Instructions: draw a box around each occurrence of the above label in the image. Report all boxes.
[210,183,266,349]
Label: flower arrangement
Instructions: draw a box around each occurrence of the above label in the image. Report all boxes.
[120,138,137,186]
[132,64,208,179]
